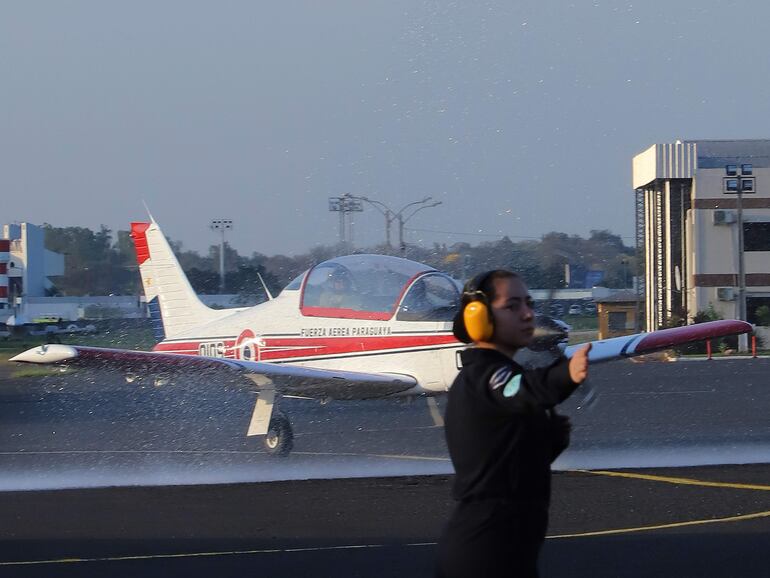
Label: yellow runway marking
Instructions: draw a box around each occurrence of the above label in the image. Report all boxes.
[548,509,770,539]
[3,469,770,567]
[577,469,770,491]
[0,543,434,567]
[4,506,770,566]
[292,451,450,462]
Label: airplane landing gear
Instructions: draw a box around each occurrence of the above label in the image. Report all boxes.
[264,411,293,457]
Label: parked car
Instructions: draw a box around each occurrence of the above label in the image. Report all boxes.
[549,303,565,317]
[27,325,61,336]
[568,304,583,315]
[583,302,597,315]
[63,323,98,335]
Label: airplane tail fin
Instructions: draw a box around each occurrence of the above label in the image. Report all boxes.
[130,221,225,341]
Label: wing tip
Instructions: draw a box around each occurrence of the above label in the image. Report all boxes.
[9,344,78,364]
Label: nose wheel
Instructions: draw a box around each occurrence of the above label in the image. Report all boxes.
[264,412,294,456]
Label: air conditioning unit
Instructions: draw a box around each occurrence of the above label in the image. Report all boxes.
[717,287,735,301]
[713,210,736,225]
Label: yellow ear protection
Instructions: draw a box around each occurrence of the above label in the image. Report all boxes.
[454,271,496,343]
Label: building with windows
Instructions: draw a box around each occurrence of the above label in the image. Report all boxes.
[633,140,770,331]
[1,223,65,325]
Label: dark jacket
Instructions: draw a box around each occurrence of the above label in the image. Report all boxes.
[444,347,578,505]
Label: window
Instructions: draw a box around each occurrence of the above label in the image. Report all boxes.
[300,254,432,319]
[396,273,460,321]
[724,178,739,192]
[744,222,770,251]
[726,164,738,176]
[608,311,628,330]
[747,297,770,324]
[742,163,753,175]
[742,178,755,192]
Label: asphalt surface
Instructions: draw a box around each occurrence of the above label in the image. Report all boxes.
[0,357,769,576]
[1,466,770,577]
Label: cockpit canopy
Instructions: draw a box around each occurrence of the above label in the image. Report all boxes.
[299,254,460,321]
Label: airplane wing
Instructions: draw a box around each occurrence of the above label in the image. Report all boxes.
[9,344,417,400]
[563,319,753,363]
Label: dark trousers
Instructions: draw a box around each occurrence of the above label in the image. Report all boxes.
[435,499,549,578]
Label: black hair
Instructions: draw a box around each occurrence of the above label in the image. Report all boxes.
[452,270,520,343]
[474,270,519,304]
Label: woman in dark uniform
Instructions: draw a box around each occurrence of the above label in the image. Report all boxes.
[436,270,591,578]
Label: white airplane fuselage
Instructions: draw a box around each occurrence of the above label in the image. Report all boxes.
[151,289,464,396]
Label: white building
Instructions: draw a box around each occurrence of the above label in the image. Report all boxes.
[1,223,65,325]
[633,140,770,331]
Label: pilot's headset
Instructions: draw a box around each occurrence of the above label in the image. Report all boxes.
[453,271,501,344]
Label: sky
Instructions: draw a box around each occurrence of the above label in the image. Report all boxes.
[4,0,770,256]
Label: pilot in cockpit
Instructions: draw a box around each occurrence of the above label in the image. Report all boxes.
[319,269,361,309]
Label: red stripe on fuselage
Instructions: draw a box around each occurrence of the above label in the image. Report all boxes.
[300,307,393,321]
[130,222,151,266]
[153,334,459,360]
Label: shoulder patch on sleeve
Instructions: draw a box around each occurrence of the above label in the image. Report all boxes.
[488,366,513,390]
[502,374,522,397]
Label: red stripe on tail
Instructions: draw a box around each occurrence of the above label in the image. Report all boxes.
[130,222,151,266]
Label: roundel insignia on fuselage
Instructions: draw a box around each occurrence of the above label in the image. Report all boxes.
[235,329,257,361]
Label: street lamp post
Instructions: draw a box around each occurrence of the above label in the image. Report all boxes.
[352,196,442,254]
[210,219,233,294]
[397,199,442,257]
[353,197,395,247]
[736,176,748,352]
[621,258,629,289]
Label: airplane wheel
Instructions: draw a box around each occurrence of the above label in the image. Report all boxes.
[264,413,294,457]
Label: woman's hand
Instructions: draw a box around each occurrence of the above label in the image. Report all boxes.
[569,343,591,384]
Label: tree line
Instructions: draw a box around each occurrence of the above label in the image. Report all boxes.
[42,225,636,301]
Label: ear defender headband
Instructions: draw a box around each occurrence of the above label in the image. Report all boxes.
[454,271,496,343]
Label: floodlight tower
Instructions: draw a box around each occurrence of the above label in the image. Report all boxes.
[328,194,363,246]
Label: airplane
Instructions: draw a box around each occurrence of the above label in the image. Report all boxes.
[11,219,753,456]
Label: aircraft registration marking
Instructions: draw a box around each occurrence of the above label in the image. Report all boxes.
[198,342,226,358]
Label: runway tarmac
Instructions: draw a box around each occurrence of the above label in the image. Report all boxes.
[1,465,770,577]
[0,357,769,575]
[0,358,768,489]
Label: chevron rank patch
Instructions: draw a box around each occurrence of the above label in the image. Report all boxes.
[489,366,513,390]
